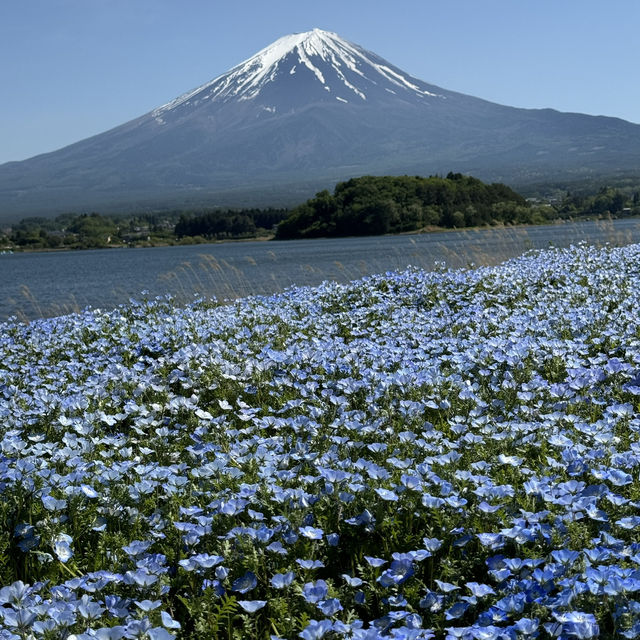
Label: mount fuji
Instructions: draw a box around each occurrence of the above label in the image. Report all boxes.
[2,28,640,218]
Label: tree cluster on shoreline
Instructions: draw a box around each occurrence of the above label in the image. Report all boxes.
[275,174,640,239]
[2,209,288,251]
[174,209,288,240]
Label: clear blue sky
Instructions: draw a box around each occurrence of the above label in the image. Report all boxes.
[1,0,639,164]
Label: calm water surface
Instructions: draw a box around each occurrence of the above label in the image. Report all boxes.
[2,218,639,322]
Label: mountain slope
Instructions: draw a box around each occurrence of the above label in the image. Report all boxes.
[2,28,640,219]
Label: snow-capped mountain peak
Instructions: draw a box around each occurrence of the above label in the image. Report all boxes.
[153,29,442,118]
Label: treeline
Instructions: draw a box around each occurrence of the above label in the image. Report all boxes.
[6,212,176,250]
[4,208,288,250]
[557,186,640,217]
[174,209,288,239]
[275,173,543,239]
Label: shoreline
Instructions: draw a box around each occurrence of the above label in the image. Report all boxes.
[4,213,631,256]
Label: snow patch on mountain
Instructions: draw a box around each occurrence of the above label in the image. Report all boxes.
[152,28,443,117]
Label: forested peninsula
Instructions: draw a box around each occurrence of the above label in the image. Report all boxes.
[275,173,539,239]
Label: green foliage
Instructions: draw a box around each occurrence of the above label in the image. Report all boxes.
[6,207,289,251]
[180,592,240,639]
[174,208,288,239]
[558,184,638,217]
[67,213,118,248]
[276,173,536,239]
[8,211,175,250]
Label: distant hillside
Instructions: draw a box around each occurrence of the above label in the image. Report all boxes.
[275,174,540,239]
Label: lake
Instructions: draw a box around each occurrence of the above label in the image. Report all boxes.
[2,217,639,322]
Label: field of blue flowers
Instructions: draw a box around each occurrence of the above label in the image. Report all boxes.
[2,243,640,639]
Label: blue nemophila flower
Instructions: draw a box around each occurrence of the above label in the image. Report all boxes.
[379,559,414,587]
[605,493,630,506]
[215,566,229,580]
[122,540,152,557]
[147,627,176,640]
[477,501,502,514]
[345,509,376,526]
[15,524,40,552]
[283,529,299,544]
[596,467,633,486]
[0,608,37,630]
[219,498,247,516]
[270,571,295,589]
[80,483,100,498]
[135,599,162,612]
[551,549,581,566]
[302,580,329,604]
[299,526,324,539]
[386,594,408,607]
[514,617,539,636]
[298,619,332,640]
[501,557,527,572]
[92,516,108,532]
[42,495,67,511]
[401,474,423,490]
[422,537,442,552]
[52,533,74,563]
[232,571,257,593]
[584,567,610,595]
[420,591,444,612]
[421,494,445,508]
[296,559,325,569]
[409,549,432,561]
[585,504,608,521]
[434,580,459,593]
[202,578,225,596]
[445,495,467,509]
[103,594,129,618]
[266,541,287,555]
[326,533,340,546]
[476,533,505,549]
[375,488,400,501]
[494,593,526,615]
[160,611,181,629]
[179,553,224,571]
[0,581,30,606]
[616,516,640,529]
[125,568,159,587]
[364,556,387,568]
[465,582,496,598]
[444,601,469,620]
[317,597,343,616]
[238,600,267,613]
[583,547,611,563]
[552,611,599,639]
[77,594,106,620]
[342,574,363,587]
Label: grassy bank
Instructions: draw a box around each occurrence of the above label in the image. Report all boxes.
[2,244,640,638]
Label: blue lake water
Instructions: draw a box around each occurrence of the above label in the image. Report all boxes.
[2,217,640,322]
